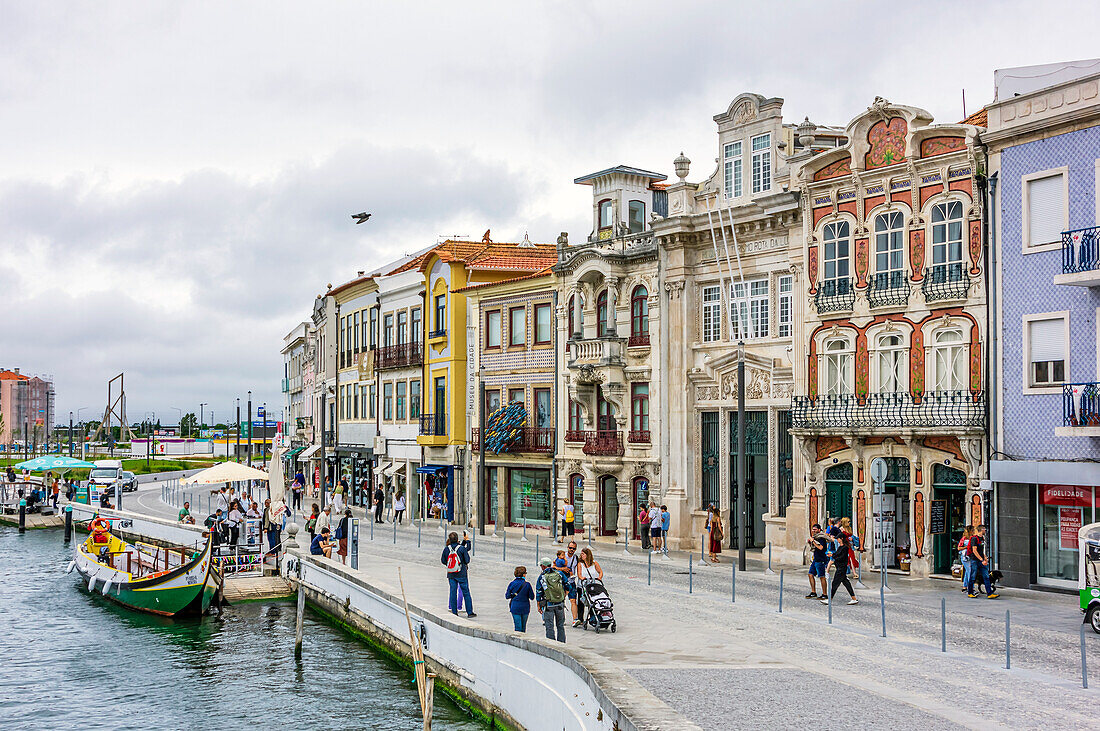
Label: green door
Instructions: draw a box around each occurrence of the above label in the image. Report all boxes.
[932,464,968,574]
[825,463,853,522]
[729,411,768,548]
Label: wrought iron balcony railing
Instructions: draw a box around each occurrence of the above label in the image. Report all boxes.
[813,278,855,313]
[922,263,971,302]
[428,328,447,339]
[628,429,651,444]
[419,412,446,437]
[628,332,650,347]
[1064,382,1100,427]
[866,271,911,308]
[581,430,624,456]
[1063,226,1100,274]
[376,342,423,370]
[564,429,586,443]
[471,427,555,454]
[791,390,986,430]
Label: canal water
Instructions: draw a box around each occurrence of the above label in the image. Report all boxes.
[0,527,485,730]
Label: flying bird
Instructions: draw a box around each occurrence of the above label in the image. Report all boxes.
[352,212,372,224]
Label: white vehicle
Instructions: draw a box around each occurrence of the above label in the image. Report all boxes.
[88,460,123,500]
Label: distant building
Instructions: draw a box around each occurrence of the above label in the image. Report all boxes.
[0,368,54,446]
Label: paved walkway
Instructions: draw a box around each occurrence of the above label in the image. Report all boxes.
[137,485,1099,729]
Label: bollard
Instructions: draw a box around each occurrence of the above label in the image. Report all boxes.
[827,574,833,624]
[370,518,374,541]
[765,542,776,575]
[648,549,652,586]
[623,532,629,555]
[522,517,528,542]
[941,597,946,652]
[471,528,475,556]
[418,520,422,549]
[535,533,539,565]
[689,553,693,594]
[701,534,705,563]
[731,562,736,603]
[1082,623,1089,689]
[503,531,507,562]
[393,517,396,545]
[1005,610,1011,669]
[64,506,73,543]
[587,524,592,545]
[18,500,26,534]
[880,585,886,637]
[778,569,784,613]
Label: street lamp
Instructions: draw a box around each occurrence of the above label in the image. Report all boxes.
[69,411,73,457]
[199,402,207,430]
[236,398,241,463]
[247,391,252,467]
[736,339,746,572]
[171,407,183,437]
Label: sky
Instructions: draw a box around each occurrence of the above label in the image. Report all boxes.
[2,0,1097,426]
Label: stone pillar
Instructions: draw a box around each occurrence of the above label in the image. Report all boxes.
[605,278,619,336]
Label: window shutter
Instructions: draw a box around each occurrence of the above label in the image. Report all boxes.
[1029,318,1065,363]
[1028,175,1064,247]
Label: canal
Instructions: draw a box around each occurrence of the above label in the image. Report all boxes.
[0,527,485,730]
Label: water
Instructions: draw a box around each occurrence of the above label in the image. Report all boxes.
[0,528,485,731]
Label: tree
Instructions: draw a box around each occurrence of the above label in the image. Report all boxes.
[180,412,198,437]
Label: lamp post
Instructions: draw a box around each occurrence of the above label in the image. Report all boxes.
[77,407,89,460]
[69,411,74,457]
[236,399,241,462]
[171,407,183,438]
[247,391,253,467]
[199,402,207,431]
[736,340,746,572]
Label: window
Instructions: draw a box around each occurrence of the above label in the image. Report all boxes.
[1027,317,1066,387]
[434,293,447,333]
[339,317,347,368]
[932,329,967,392]
[353,312,360,354]
[397,311,408,345]
[485,388,501,417]
[631,383,650,432]
[369,384,376,418]
[822,337,853,395]
[410,308,421,343]
[486,310,501,348]
[509,387,525,406]
[410,380,421,418]
[383,382,393,420]
[777,275,793,338]
[353,383,359,419]
[822,221,851,287]
[534,303,551,344]
[702,285,722,342]
[396,381,407,420]
[874,212,905,277]
[1026,172,1067,248]
[875,333,907,393]
[596,290,609,336]
[628,201,645,233]
[370,309,378,348]
[751,134,771,194]
[599,199,614,230]
[596,386,614,431]
[731,279,769,339]
[509,307,525,346]
[631,285,649,336]
[383,313,394,347]
[360,385,368,418]
[534,388,552,428]
[568,294,577,339]
[568,400,583,432]
[724,141,743,199]
[931,201,964,270]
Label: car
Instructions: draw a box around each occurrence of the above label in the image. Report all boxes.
[120,471,138,492]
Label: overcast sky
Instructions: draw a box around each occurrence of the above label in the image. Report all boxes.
[2,1,1096,426]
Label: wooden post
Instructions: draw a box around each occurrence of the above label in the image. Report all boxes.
[294,585,305,656]
[423,673,436,731]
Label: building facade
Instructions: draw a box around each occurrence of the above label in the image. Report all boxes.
[791,97,988,578]
[281,322,311,449]
[985,61,1100,589]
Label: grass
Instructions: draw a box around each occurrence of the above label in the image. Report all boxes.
[0,456,211,479]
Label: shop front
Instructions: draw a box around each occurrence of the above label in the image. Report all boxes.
[508,467,551,528]
[1038,484,1097,588]
[417,464,455,522]
[336,449,373,506]
[931,464,969,575]
[871,457,912,572]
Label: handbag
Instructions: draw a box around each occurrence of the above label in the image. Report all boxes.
[712,523,724,542]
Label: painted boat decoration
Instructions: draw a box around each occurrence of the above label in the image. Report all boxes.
[70,516,221,616]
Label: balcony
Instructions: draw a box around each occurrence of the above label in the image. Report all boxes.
[376,342,423,370]
[568,337,624,367]
[813,278,855,314]
[1059,382,1100,436]
[866,271,911,309]
[428,328,447,340]
[471,427,554,454]
[1056,227,1100,287]
[581,430,624,456]
[628,429,651,444]
[628,332,651,347]
[922,264,970,302]
[564,429,586,443]
[419,412,446,437]
[791,390,986,432]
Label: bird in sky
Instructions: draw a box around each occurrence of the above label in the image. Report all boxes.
[352,212,372,224]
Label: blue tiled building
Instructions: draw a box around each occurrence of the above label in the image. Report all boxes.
[986,60,1100,589]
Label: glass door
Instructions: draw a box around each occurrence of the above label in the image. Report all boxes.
[599,475,618,536]
[931,464,967,575]
[729,411,768,548]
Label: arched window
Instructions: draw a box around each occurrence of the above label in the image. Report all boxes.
[930,201,964,281]
[822,221,851,293]
[822,336,853,396]
[875,332,907,393]
[599,200,614,230]
[596,289,609,336]
[630,285,649,341]
[628,201,645,233]
[931,328,966,392]
[873,211,905,287]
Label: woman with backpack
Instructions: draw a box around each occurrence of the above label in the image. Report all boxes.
[440,531,475,618]
[820,530,859,606]
[707,505,723,563]
[505,566,535,632]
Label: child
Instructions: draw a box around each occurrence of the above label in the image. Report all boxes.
[505,566,535,632]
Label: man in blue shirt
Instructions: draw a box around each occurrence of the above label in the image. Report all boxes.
[310,527,333,558]
[440,531,476,618]
[806,523,829,598]
[660,505,671,555]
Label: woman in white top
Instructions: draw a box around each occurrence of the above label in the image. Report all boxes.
[226,501,243,548]
[393,491,407,524]
[578,547,603,581]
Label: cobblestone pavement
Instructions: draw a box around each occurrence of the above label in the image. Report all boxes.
[140,488,1100,729]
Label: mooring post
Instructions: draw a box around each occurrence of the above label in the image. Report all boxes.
[294,585,305,656]
[424,672,436,730]
[64,505,73,542]
[18,499,26,534]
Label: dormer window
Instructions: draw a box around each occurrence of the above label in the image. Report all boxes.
[628,201,645,233]
[724,141,743,199]
[599,200,614,230]
[751,134,771,194]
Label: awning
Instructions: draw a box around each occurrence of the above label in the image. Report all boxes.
[383,461,402,477]
[282,446,306,461]
[298,444,321,460]
[415,464,451,475]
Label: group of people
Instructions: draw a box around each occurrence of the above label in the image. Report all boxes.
[641,502,672,554]
[503,540,605,643]
[958,524,999,598]
[3,468,72,512]
[806,517,863,606]
[188,485,287,558]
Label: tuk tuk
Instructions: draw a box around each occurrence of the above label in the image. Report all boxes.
[1080,522,1100,633]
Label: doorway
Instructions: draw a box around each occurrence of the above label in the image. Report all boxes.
[729,411,768,549]
[931,464,967,574]
[825,462,854,522]
[569,473,584,532]
[599,475,618,536]
[631,477,649,539]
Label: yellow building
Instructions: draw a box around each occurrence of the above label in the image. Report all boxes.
[415,237,556,521]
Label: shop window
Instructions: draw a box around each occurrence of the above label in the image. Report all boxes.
[485,468,498,525]
[569,473,585,530]
[510,468,551,527]
[1038,484,1094,585]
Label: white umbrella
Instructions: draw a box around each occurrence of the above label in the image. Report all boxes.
[180,461,269,485]
[268,443,286,503]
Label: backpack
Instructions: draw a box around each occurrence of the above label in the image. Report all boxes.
[542,570,565,603]
[446,546,462,573]
[565,508,574,522]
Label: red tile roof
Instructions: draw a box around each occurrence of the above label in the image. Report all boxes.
[0,370,28,380]
[451,266,555,293]
[417,239,556,273]
[961,107,988,127]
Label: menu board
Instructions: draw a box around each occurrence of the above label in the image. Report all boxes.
[930,499,948,535]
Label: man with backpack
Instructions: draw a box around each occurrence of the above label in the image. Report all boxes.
[535,557,567,643]
[441,531,476,617]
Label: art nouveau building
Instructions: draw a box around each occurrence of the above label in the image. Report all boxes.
[791,98,987,578]
[556,167,665,544]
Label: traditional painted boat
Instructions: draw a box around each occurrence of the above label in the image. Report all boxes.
[70,517,221,616]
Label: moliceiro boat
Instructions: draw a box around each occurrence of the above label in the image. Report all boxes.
[70,516,221,616]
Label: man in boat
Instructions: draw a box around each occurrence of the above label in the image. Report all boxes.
[310,526,333,558]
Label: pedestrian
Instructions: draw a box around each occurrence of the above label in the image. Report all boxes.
[707,504,723,563]
[967,525,998,599]
[660,505,671,554]
[246,500,261,519]
[820,530,859,605]
[957,524,974,592]
[535,557,567,643]
[291,473,304,512]
[178,501,194,524]
[806,523,828,598]
[647,501,662,554]
[374,483,385,524]
[638,503,651,550]
[393,490,406,524]
[576,547,603,626]
[505,566,535,632]
[335,477,348,513]
[558,499,575,543]
[336,508,352,564]
[205,508,226,548]
[306,503,320,543]
[441,531,476,617]
[563,541,581,626]
[215,486,229,514]
[838,516,863,572]
[320,504,333,535]
[50,477,60,510]
[226,500,243,548]
[65,478,76,503]
[262,498,280,556]
[310,526,333,558]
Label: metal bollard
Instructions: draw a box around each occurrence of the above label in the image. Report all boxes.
[1005,610,1011,669]
[648,549,652,586]
[370,518,374,541]
[587,524,592,545]
[880,585,886,637]
[64,506,73,542]
[18,500,26,533]
[1082,623,1089,689]
[941,597,946,652]
[765,542,776,575]
[778,569,784,613]
[503,531,507,562]
[701,534,705,563]
[418,520,421,549]
[351,519,359,570]
[731,562,736,603]
[522,517,528,542]
[827,574,833,624]
[689,553,693,594]
[471,528,475,556]
[535,533,539,565]
[393,517,396,545]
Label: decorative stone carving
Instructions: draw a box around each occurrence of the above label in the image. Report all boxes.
[696,385,719,401]
[771,381,794,399]
[733,99,757,125]
[664,281,685,299]
[960,437,984,488]
[746,369,770,399]
[575,364,605,385]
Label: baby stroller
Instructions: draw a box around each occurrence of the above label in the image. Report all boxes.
[580,578,617,633]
